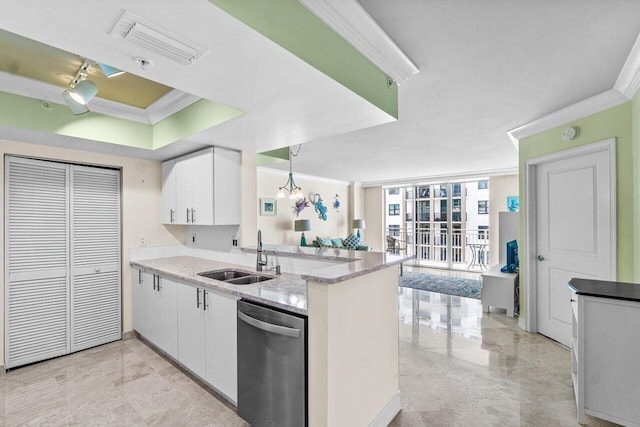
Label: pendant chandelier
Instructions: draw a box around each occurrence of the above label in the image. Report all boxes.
[277,145,304,200]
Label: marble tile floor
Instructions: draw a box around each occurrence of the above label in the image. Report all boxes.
[0,288,618,426]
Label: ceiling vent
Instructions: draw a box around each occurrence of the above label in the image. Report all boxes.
[111,11,208,65]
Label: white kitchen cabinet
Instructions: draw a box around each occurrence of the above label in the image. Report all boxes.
[132,268,153,337]
[570,284,640,426]
[144,273,178,359]
[205,289,240,403]
[161,159,177,224]
[164,147,240,225]
[177,283,207,378]
[174,280,239,403]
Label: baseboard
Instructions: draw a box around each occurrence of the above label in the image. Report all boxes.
[122,330,136,340]
[368,391,401,427]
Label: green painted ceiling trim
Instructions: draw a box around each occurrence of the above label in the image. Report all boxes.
[0,91,244,150]
[152,99,244,149]
[0,91,153,148]
[257,147,290,166]
[208,0,398,119]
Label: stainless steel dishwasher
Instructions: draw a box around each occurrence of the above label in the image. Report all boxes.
[237,300,307,427]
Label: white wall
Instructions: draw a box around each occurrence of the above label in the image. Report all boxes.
[256,168,350,246]
[0,138,185,366]
[364,186,384,252]
[489,174,519,266]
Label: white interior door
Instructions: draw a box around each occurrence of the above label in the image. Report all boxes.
[535,145,614,346]
[70,165,121,352]
[5,157,70,368]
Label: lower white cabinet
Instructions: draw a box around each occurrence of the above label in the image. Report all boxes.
[132,269,239,404]
[131,269,178,359]
[571,291,640,426]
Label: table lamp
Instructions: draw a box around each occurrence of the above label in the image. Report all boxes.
[352,219,366,239]
[294,219,312,246]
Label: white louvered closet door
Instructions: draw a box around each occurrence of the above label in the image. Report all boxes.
[70,165,121,352]
[5,157,70,368]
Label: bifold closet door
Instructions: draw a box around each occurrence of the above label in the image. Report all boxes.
[70,165,121,352]
[5,157,70,368]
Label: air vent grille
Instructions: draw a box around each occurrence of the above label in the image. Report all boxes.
[111,11,207,65]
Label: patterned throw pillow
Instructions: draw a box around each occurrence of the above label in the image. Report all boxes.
[315,237,334,248]
[343,233,361,250]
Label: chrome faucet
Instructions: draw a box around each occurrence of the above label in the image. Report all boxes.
[256,230,267,271]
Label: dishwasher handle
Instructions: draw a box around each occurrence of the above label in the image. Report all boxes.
[238,310,301,338]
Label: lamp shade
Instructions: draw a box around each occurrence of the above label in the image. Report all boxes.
[98,63,125,78]
[352,219,366,229]
[294,219,312,232]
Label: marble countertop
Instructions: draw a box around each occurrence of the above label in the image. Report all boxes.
[243,244,414,284]
[568,278,640,303]
[130,248,413,314]
[130,256,308,314]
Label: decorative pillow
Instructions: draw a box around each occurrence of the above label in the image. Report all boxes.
[316,237,334,248]
[331,238,344,248]
[343,233,361,250]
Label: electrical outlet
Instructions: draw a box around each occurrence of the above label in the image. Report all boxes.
[140,235,146,246]
[191,234,197,243]
[232,238,238,247]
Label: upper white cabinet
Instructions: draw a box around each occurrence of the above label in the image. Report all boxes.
[162,147,240,225]
[162,159,177,224]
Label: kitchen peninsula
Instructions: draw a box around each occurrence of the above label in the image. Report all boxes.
[130,245,413,427]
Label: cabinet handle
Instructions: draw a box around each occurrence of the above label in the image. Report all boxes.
[186,208,191,223]
[196,288,201,308]
[192,208,196,223]
[152,274,156,291]
[138,270,142,284]
[156,276,161,292]
[570,298,576,302]
[170,209,174,223]
[203,290,208,310]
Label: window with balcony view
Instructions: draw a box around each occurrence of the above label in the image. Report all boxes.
[384,180,490,271]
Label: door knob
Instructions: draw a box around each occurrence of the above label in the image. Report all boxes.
[536,255,545,261]
[95,267,101,273]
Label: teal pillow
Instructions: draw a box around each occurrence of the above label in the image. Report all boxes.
[316,237,334,248]
[331,238,344,248]
[344,233,361,250]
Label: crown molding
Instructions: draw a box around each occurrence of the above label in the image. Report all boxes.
[508,31,640,150]
[361,167,519,188]
[506,89,629,149]
[0,71,199,125]
[297,0,418,84]
[146,91,200,123]
[615,33,640,98]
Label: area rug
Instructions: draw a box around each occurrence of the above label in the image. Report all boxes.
[399,271,482,299]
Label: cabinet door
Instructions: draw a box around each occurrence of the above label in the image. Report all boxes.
[175,156,194,224]
[132,268,146,336]
[155,275,178,359]
[142,272,158,344]
[162,159,177,224]
[191,149,214,225]
[205,291,240,403]
[213,147,241,225]
[177,283,206,378]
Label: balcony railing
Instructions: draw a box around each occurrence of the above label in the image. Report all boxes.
[385,227,490,271]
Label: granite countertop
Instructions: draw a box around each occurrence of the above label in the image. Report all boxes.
[131,256,308,314]
[568,278,640,303]
[242,244,414,284]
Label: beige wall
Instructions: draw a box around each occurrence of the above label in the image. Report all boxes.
[256,168,350,245]
[307,266,399,426]
[363,186,384,252]
[0,139,185,366]
[489,175,519,266]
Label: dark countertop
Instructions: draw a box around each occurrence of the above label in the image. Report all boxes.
[568,278,640,303]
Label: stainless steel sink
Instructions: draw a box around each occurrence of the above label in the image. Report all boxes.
[198,269,251,281]
[225,275,275,285]
[197,269,275,285]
